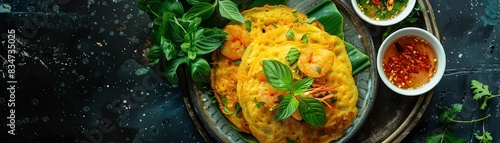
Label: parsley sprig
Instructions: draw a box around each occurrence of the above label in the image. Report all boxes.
[426,104,490,143]
[471,80,500,110]
[262,60,326,126]
[136,0,244,85]
[426,80,498,143]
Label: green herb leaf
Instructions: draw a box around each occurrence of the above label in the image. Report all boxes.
[262,60,294,91]
[471,80,492,100]
[165,57,188,85]
[407,17,418,23]
[438,104,462,123]
[245,20,252,32]
[194,28,228,55]
[286,29,295,39]
[162,0,184,17]
[331,97,337,103]
[292,78,314,95]
[234,60,241,65]
[292,9,298,17]
[156,12,175,42]
[243,0,287,9]
[305,17,316,24]
[146,44,162,65]
[218,0,245,23]
[222,96,234,115]
[316,66,321,74]
[298,96,326,126]
[285,48,300,65]
[471,80,496,110]
[425,134,444,143]
[170,17,188,42]
[235,103,242,117]
[189,57,211,83]
[254,97,266,108]
[272,23,278,28]
[474,131,493,143]
[161,37,177,60]
[183,2,216,20]
[274,93,299,121]
[301,34,308,44]
[278,95,284,102]
[186,0,211,5]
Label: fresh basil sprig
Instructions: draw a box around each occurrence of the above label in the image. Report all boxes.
[263,60,326,126]
[137,0,244,85]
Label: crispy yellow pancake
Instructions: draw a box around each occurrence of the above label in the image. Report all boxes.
[237,28,358,142]
[210,5,324,133]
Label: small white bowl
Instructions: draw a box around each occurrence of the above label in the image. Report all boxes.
[377,27,446,96]
[351,0,416,26]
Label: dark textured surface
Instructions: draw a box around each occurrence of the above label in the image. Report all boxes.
[0,0,499,142]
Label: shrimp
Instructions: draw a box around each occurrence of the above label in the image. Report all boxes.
[221,25,252,60]
[297,47,336,78]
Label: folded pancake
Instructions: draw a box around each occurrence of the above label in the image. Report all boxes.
[210,5,324,133]
[237,26,358,142]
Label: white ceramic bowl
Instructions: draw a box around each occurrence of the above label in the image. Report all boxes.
[377,27,446,96]
[351,0,416,26]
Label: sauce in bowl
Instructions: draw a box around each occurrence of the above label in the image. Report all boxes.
[356,0,409,21]
[382,35,437,89]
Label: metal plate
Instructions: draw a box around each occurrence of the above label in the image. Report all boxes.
[182,0,378,142]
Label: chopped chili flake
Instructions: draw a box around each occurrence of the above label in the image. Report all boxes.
[383,42,433,89]
[371,0,381,5]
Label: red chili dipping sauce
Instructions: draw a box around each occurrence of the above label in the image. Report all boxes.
[382,35,438,89]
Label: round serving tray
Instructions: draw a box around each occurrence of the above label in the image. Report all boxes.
[181,0,439,142]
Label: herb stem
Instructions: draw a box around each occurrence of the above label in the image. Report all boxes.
[173,17,187,33]
[446,114,490,123]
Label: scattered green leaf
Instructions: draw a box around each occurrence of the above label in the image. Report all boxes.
[245,20,252,32]
[254,97,266,108]
[285,48,300,65]
[286,29,295,39]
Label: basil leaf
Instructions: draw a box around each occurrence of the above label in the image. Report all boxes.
[183,2,216,20]
[218,0,245,23]
[186,0,211,5]
[187,17,202,32]
[293,78,314,95]
[285,48,300,65]
[156,12,175,42]
[162,0,184,17]
[165,57,188,85]
[274,93,299,121]
[169,18,187,42]
[161,36,177,60]
[298,96,326,126]
[188,50,197,60]
[245,20,252,32]
[194,28,228,55]
[146,1,162,18]
[189,57,211,83]
[286,29,295,39]
[262,60,294,91]
[146,44,162,65]
[316,66,321,74]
